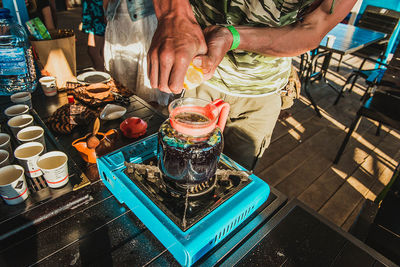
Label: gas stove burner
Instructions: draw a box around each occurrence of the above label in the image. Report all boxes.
[124,161,161,182]
[124,162,250,198]
[123,160,253,231]
[164,175,217,198]
[124,161,218,197]
[98,133,270,266]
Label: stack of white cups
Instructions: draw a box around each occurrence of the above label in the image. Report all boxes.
[0,93,70,206]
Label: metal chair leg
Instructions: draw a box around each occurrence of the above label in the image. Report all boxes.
[376,123,382,136]
[299,54,305,76]
[334,72,357,105]
[321,52,333,79]
[336,54,343,72]
[358,58,367,71]
[349,72,360,93]
[304,80,322,117]
[360,84,372,102]
[302,50,330,117]
[299,53,310,80]
[304,70,321,117]
[347,58,367,93]
[334,113,362,164]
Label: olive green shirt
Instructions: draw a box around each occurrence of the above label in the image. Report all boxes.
[190,0,317,96]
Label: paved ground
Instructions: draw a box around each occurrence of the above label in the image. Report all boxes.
[56,8,399,232]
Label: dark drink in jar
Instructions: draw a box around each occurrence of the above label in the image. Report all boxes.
[158,117,223,187]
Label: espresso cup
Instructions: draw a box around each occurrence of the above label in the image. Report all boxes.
[39,76,58,97]
[7,114,34,137]
[0,165,29,205]
[4,104,29,118]
[17,126,46,151]
[14,142,44,178]
[0,149,10,168]
[10,92,32,109]
[0,133,13,162]
[37,151,69,188]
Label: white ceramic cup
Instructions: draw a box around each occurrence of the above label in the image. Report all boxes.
[0,133,13,162]
[39,76,58,97]
[326,35,336,48]
[7,114,34,137]
[10,92,32,109]
[37,151,69,188]
[0,165,29,205]
[17,126,46,151]
[14,141,44,178]
[4,104,29,118]
[0,149,10,168]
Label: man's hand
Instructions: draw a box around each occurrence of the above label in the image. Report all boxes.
[148,2,207,94]
[192,26,233,80]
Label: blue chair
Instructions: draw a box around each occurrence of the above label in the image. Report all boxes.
[334,6,400,105]
[334,81,400,164]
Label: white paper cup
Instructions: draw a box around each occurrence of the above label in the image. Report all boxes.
[7,114,34,137]
[326,35,336,48]
[4,104,29,118]
[0,149,10,168]
[14,142,44,178]
[39,76,58,97]
[10,92,32,109]
[0,165,29,205]
[17,126,46,151]
[37,151,69,188]
[0,133,13,162]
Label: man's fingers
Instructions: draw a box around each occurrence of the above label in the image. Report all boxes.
[168,58,191,93]
[192,54,216,80]
[193,55,213,71]
[158,51,174,92]
[192,57,202,68]
[148,51,159,89]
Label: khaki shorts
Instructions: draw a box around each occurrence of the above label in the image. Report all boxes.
[184,83,281,170]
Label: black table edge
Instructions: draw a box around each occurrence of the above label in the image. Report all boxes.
[196,186,288,266]
[219,199,397,267]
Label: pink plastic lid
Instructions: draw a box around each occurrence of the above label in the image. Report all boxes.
[120,117,147,138]
[169,98,229,136]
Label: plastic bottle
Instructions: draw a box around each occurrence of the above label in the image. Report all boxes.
[0,8,37,95]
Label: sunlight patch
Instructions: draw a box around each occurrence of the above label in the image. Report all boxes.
[347,177,370,196]
[331,166,347,179]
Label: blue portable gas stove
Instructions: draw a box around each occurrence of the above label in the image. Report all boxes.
[97,133,270,266]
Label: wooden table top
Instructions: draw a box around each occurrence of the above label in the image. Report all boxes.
[319,23,387,55]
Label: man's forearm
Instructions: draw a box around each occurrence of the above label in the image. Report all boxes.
[152,0,197,22]
[234,0,357,57]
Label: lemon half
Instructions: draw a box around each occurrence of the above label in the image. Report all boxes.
[183,63,204,90]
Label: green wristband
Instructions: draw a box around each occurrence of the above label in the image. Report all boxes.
[226,25,240,50]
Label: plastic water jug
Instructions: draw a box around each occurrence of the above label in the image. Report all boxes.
[0,8,37,95]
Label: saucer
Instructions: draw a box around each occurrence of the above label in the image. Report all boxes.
[77,71,111,85]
